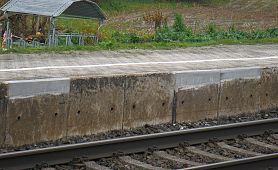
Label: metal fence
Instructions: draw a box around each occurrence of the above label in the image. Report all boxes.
[11,32,98,48]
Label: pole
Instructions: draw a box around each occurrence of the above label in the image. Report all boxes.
[48,17,56,47]
[48,17,52,47]
[5,12,11,49]
[52,17,56,46]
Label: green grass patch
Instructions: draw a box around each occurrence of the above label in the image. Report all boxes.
[1,37,277,54]
[98,0,179,15]
[98,0,231,15]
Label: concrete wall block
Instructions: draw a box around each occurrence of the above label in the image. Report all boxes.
[0,83,7,147]
[123,73,174,129]
[5,94,68,146]
[67,76,125,136]
[176,84,219,122]
[260,68,278,110]
[218,79,260,117]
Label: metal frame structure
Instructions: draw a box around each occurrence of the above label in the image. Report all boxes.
[0,0,106,48]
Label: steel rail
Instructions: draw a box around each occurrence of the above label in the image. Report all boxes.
[0,118,278,170]
[185,153,278,170]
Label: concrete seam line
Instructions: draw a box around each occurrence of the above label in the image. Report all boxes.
[0,56,277,72]
[5,78,71,99]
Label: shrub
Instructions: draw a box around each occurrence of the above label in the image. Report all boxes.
[207,23,218,34]
[143,10,167,29]
[99,41,114,49]
[173,13,185,32]
[112,31,143,43]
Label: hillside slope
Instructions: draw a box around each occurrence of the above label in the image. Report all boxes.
[100,0,277,33]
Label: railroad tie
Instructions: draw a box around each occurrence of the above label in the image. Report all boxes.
[217,142,263,156]
[41,168,56,170]
[119,156,168,170]
[245,138,278,151]
[153,151,203,166]
[186,146,233,161]
[84,161,112,170]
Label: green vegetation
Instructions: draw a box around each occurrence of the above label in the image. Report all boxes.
[1,37,278,54]
[97,0,178,14]
[1,0,277,53]
[97,0,230,13]
[154,23,278,43]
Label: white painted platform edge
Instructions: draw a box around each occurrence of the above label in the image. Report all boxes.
[5,78,70,99]
[220,67,261,81]
[174,67,262,89]
[3,67,263,99]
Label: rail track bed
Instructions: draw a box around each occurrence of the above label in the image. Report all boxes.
[0,118,278,170]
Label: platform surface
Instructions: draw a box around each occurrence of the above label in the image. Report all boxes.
[0,44,278,81]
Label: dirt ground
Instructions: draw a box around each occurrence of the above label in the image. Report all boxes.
[107,0,278,32]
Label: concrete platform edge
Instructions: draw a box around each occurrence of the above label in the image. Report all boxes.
[2,66,278,146]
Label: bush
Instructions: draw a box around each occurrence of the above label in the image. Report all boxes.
[99,41,114,49]
[154,20,278,43]
[112,31,143,43]
[207,23,218,34]
[173,13,185,32]
[172,13,192,35]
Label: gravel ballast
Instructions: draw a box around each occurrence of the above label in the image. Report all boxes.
[0,108,278,154]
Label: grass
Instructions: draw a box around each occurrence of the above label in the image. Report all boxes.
[2,37,278,54]
[98,0,230,14]
[98,0,179,15]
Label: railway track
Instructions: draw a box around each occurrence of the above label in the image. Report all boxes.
[0,118,277,170]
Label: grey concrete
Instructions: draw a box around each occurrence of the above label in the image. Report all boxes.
[6,78,70,99]
[1,45,278,146]
[123,73,174,129]
[175,70,220,89]
[5,94,69,146]
[0,83,7,147]
[220,67,261,81]
[67,76,125,137]
[0,45,277,81]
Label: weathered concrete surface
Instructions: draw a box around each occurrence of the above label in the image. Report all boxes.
[67,76,125,137]
[123,74,174,129]
[0,44,278,147]
[175,70,220,123]
[0,83,7,147]
[1,45,278,81]
[260,68,278,110]
[176,84,219,122]
[2,66,278,146]
[218,79,260,117]
[176,68,263,120]
[5,94,68,146]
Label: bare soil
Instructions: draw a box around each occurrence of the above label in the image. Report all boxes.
[107,0,278,32]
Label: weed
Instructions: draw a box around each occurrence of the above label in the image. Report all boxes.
[143,10,167,29]
[173,13,185,32]
[112,32,144,43]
